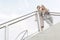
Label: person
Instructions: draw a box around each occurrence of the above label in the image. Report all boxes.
[36,5,44,31]
[36,5,53,31]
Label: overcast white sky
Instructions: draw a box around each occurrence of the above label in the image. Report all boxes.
[0,0,60,40]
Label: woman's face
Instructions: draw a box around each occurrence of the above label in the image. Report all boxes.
[41,5,45,10]
[37,5,45,11]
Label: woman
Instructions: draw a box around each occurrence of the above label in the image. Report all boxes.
[36,5,53,31]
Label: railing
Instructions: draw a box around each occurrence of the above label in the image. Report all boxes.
[0,11,37,29]
[0,11,37,27]
[0,11,60,40]
[0,11,37,40]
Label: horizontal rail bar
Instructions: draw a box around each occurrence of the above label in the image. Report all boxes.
[0,11,37,26]
[0,13,36,29]
[0,11,60,29]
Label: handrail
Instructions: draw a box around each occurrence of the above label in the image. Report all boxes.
[50,12,60,14]
[0,11,37,26]
[0,11,60,40]
[0,11,37,29]
[50,14,60,16]
[15,30,28,40]
[0,11,60,26]
[0,11,60,29]
[49,12,60,16]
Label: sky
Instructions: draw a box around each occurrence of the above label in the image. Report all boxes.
[0,0,60,40]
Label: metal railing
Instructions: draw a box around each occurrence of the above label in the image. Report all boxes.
[0,11,60,40]
[0,11,60,29]
[0,11,37,26]
[0,11,37,29]
[0,11,37,40]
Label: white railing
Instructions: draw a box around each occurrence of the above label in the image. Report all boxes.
[0,11,37,40]
[0,11,60,40]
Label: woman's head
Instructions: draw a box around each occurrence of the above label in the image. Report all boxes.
[41,5,45,10]
[37,5,46,11]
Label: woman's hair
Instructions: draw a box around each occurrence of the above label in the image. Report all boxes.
[37,5,40,9]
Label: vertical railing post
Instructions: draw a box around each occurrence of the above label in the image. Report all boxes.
[5,26,9,40]
[35,13,40,32]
